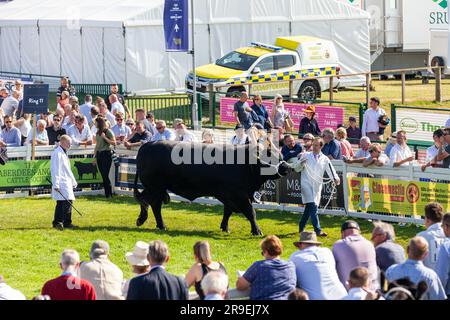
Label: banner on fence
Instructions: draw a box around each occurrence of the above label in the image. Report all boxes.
[347,177,450,216]
[0,159,102,189]
[0,75,33,94]
[220,97,344,131]
[395,108,449,143]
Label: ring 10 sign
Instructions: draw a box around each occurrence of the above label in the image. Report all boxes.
[23,84,49,114]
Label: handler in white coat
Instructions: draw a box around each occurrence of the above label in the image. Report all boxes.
[294,137,340,237]
[50,135,77,230]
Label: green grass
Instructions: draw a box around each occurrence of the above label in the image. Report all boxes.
[0,195,421,299]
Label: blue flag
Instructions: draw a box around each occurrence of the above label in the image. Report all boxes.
[163,0,189,52]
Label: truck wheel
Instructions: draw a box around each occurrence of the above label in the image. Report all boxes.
[226,87,246,98]
[431,56,445,75]
[298,81,320,100]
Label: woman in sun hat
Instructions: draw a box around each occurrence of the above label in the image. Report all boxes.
[298,105,321,137]
[122,241,150,298]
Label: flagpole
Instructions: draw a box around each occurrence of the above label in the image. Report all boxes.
[190,0,200,130]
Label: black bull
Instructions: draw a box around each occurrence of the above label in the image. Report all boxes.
[133,141,291,235]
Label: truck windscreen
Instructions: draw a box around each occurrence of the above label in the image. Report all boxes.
[216,51,258,71]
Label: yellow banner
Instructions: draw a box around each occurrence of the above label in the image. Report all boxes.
[347,177,450,216]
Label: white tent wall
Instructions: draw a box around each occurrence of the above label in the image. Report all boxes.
[81,27,105,84]
[39,26,61,76]
[19,26,40,74]
[0,27,20,72]
[104,27,126,86]
[61,28,83,83]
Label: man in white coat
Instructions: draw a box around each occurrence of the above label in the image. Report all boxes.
[294,137,340,237]
[50,135,77,230]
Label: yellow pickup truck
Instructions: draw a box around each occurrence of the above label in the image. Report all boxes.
[186,36,340,100]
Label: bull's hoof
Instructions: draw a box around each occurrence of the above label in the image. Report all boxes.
[136,216,147,227]
[220,226,230,233]
[156,224,167,231]
[251,229,263,236]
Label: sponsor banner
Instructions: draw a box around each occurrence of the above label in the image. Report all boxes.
[0,158,102,189]
[259,179,278,203]
[395,108,450,143]
[220,97,344,131]
[0,75,33,94]
[23,84,49,114]
[278,171,303,204]
[348,177,450,216]
[163,0,189,52]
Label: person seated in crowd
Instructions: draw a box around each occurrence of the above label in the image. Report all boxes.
[122,241,150,299]
[175,122,195,142]
[1,90,20,119]
[281,134,302,163]
[14,113,32,146]
[435,213,450,299]
[69,96,79,110]
[145,112,158,136]
[289,232,347,300]
[26,119,49,146]
[79,95,94,124]
[151,120,175,141]
[80,240,124,300]
[173,118,184,130]
[89,106,100,130]
[127,240,188,300]
[185,240,227,300]
[111,112,132,145]
[125,118,135,133]
[99,102,116,127]
[202,129,214,144]
[124,121,152,150]
[57,91,70,111]
[346,116,362,143]
[201,271,229,301]
[301,133,314,152]
[343,267,379,300]
[236,235,296,300]
[134,109,154,135]
[109,94,125,116]
[46,114,66,146]
[386,236,447,300]
[56,76,76,102]
[251,94,272,130]
[416,203,446,270]
[38,112,53,128]
[0,275,26,300]
[421,129,444,171]
[230,124,248,145]
[62,108,77,131]
[0,87,8,107]
[287,288,309,300]
[41,249,96,300]
[332,220,379,290]
[67,114,93,147]
[362,143,389,167]
[336,127,354,159]
[384,132,397,158]
[344,136,371,164]
[371,221,405,274]
[436,128,450,169]
[298,105,321,137]
[321,128,342,160]
[0,116,21,147]
[389,130,414,167]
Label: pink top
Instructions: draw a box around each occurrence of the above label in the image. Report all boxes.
[339,139,354,158]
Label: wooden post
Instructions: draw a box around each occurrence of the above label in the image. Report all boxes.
[435,67,442,102]
[401,72,406,104]
[365,73,371,107]
[288,80,293,102]
[31,113,36,160]
[329,76,334,105]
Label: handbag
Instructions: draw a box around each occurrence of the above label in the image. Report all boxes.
[111,149,120,167]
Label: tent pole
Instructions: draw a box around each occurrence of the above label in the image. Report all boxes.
[191,0,200,130]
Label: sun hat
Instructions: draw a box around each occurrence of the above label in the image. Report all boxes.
[302,105,316,113]
[293,231,322,246]
[125,241,150,266]
[341,220,361,232]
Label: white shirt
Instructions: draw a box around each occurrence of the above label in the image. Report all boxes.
[354,148,370,159]
[17,119,32,137]
[0,283,26,300]
[426,145,443,165]
[289,246,348,300]
[389,143,413,167]
[111,101,125,116]
[176,130,195,142]
[361,107,386,136]
[50,146,77,201]
[79,103,94,123]
[231,135,248,145]
[343,287,368,300]
[0,96,19,117]
[67,124,92,145]
[417,223,447,270]
[104,112,116,127]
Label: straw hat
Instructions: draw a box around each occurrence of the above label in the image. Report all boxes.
[125,241,150,266]
[302,105,316,113]
[293,231,322,246]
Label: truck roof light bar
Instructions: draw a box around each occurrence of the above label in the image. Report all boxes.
[250,42,283,52]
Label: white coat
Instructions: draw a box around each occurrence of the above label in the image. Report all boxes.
[50,145,77,201]
[298,152,338,205]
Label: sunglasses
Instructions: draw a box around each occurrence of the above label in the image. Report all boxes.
[156,126,163,130]
[53,119,61,122]
[116,118,123,121]
[5,121,12,123]
[303,138,312,141]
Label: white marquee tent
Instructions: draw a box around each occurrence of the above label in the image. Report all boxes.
[0,0,370,94]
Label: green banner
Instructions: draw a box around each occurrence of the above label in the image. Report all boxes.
[0,159,102,189]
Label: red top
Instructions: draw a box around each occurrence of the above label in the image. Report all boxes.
[42,275,96,300]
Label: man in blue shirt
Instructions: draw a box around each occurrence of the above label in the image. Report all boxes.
[321,128,342,160]
[435,213,450,298]
[281,134,302,162]
[0,116,21,147]
[124,121,152,149]
[233,92,253,130]
[151,120,175,142]
[386,236,447,300]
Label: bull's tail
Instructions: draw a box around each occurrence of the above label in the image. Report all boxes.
[133,172,148,206]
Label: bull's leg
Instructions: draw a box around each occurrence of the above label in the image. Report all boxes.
[241,201,263,236]
[136,204,149,227]
[150,195,166,230]
[220,206,233,233]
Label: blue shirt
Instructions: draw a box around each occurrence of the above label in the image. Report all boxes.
[435,240,450,295]
[234,100,253,130]
[385,259,447,300]
[243,259,296,300]
[322,139,342,160]
[151,129,175,142]
[251,103,269,128]
[281,143,302,161]
[111,124,132,138]
[1,127,22,147]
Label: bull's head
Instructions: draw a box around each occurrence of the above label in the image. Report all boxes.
[257,158,291,179]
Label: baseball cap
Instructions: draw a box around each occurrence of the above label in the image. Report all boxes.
[349,116,356,122]
[341,220,360,232]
